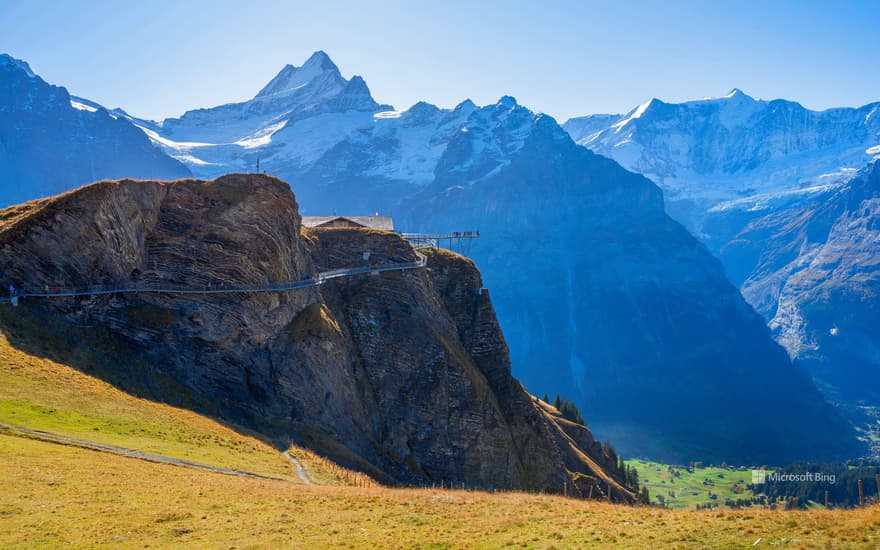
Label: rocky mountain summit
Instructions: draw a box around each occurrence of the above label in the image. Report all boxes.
[0,173,632,500]
[119,51,394,181]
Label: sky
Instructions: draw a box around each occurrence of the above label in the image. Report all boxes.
[1,0,878,122]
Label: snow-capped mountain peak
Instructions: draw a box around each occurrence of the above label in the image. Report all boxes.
[254,50,342,99]
[563,91,880,221]
[723,87,749,99]
[612,97,659,131]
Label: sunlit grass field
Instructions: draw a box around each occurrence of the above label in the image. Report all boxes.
[1,329,879,547]
[628,459,759,510]
[3,434,879,548]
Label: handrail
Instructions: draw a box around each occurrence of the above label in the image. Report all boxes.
[0,250,427,304]
[401,232,480,240]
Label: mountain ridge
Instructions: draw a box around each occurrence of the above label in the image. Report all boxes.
[565,91,880,434]
[103,53,860,463]
[0,53,191,206]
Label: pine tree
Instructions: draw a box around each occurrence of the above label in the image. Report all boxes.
[626,466,639,490]
[603,441,618,467]
[542,393,549,403]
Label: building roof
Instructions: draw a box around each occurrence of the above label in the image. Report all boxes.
[301,215,395,231]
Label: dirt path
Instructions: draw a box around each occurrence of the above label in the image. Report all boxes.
[0,421,291,482]
[282,450,314,484]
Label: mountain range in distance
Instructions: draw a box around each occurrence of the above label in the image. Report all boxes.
[0,54,190,205]
[564,91,880,429]
[0,50,876,465]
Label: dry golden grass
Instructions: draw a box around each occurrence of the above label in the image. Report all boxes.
[287,445,380,488]
[2,433,879,549]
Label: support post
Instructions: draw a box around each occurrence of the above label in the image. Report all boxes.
[859,479,865,506]
[825,490,830,509]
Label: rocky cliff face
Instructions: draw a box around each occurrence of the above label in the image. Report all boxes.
[403,105,860,465]
[724,161,880,408]
[0,174,631,500]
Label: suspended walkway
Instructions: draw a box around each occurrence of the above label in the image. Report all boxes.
[401,231,479,254]
[0,251,427,306]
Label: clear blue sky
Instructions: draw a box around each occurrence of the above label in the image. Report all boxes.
[1,0,877,122]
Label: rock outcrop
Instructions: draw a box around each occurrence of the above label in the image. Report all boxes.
[0,174,631,500]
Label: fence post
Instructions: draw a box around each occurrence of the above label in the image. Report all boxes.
[859,480,865,506]
[825,490,830,509]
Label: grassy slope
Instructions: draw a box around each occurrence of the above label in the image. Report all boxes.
[0,330,310,481]
[2,434,879,548]
[0,303,877,546]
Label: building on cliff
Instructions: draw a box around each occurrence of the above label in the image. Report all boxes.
[301,215,394,230]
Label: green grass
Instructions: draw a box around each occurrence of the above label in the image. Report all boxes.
[628,459,758,509]
[0,330,303,481]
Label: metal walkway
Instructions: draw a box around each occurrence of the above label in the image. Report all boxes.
[1,251,427,306]
[401,231,479,253]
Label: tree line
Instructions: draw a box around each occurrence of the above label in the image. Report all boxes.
[754,461,880,508]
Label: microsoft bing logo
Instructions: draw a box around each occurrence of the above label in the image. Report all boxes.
[752,469,767,484]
